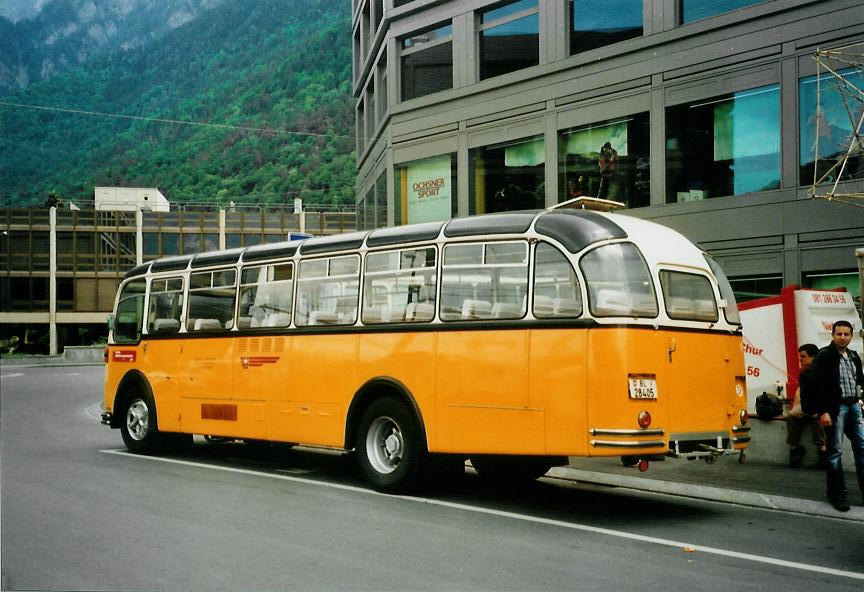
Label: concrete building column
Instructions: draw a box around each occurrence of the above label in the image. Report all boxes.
[219,209,226,250]
[49,206,57,356]
[135,208,143,266]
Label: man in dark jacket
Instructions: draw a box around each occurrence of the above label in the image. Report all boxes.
[810,320,864,512]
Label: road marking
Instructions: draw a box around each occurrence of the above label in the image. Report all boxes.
[100,449,864,581]
[1,373,24,379]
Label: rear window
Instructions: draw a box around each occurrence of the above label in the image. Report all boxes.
[659,271,718,322]
[704,255,741,325]
[580,243,658,318]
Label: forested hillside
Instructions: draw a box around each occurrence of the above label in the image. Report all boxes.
[0,0,356,207]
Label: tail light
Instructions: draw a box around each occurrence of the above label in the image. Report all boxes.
[637,411,652,429]
[739,409,749,425]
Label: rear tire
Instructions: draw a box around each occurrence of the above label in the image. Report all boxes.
[355,397,424,494]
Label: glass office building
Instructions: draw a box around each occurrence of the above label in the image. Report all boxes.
[353,0,864,306]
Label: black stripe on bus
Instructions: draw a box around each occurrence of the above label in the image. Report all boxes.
[300,231,368,255]
[150,255,193,272]
[242,241,301,262]
[366,221,445,247]
[133,319,740,342]
[191,248,245,268]
[443,212,536,237]
[124,263,151,279]
[534,210,627,254]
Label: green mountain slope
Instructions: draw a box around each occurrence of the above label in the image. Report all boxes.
[0,0,356,207]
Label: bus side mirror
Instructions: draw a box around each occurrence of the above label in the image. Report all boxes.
[106,314,115,331]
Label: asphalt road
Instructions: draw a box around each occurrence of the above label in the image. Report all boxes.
[2,364,863,591]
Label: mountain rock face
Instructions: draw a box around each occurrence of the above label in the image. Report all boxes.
[1,0,355,207]
[0,0,225,93]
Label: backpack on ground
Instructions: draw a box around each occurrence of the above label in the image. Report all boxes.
[755,392,783,420]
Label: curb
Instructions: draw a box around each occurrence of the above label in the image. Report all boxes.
[547,466,864,522]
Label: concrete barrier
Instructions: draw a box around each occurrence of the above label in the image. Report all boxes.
[746,417,853,465]
[62,345,105,364]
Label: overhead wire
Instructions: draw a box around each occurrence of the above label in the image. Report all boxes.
[0,100,360,140]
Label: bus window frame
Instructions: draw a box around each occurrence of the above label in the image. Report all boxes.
[237,261,295,330]
[579,241,659,319]
[113,277,147,344]
[186,267,238,332]
[440,239,530,322]
[146,274,186,335]
[657,267,720,323]
[296,254,361,327]
[532,241,584,320]
[362,245,439,325]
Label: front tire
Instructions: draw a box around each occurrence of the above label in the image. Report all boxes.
[355,397,424,494]
[120,388,159,454]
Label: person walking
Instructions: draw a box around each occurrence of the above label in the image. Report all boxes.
[810,320,864,512]
[786,343,827,468]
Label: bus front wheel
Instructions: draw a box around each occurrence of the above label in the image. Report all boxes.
[355,397,424,494]
[120,388,160,454]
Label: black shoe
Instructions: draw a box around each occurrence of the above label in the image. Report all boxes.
[789,446,805,468]
[830,498,851,512]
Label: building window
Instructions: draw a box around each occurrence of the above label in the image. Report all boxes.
[571,0,642,55]
[400,23,453,101]
[376,55,388,122]
[666,84,780,203]
[680,0,767,24]
[395,154,457,225]
[479,0,539,81]
[470,137,545,215]
[375,171,388,228]
[726,275,782,303]
[799,68,864,187]
[559,113,649,208]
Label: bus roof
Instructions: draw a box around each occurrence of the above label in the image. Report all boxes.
[126,209,692,279]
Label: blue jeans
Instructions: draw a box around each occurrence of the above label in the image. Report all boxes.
[825,401,864,501]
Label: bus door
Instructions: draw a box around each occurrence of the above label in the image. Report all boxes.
[142,276,186,433]
[176,268,237,436]
[436,240,544,454]
[230,263,296,440]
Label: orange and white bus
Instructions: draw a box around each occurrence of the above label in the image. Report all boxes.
[102,208,750,492]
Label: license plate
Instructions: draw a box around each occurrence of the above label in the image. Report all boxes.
[629,375,657,399]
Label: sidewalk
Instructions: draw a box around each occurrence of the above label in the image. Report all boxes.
[550,454,864,522]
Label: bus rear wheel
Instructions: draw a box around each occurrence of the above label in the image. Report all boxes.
[120,389,159,454]
[355,397,424,494]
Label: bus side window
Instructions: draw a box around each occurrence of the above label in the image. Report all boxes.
[659,270,719,322]
[238,263,294,329]
[114,279,146,343]
[580,243,658,318]
[441,241,528,321]
[186,269,237,331]
[533,243,582,318]
[147,277,184,334]
[296,255,360,326]
[362,247,437,324]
